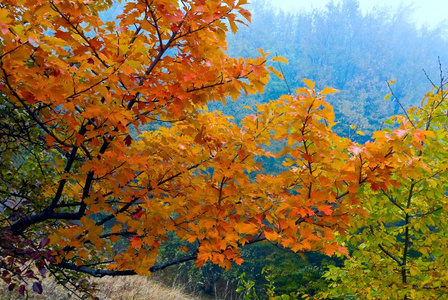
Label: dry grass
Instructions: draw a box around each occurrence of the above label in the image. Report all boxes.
[0,275,209,300]
[95,275,207,300]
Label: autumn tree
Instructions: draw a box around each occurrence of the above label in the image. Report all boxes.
[0,0,346,296]
[320,76,448,299]
[0,0,437,298]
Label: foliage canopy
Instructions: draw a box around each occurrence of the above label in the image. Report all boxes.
[0,0,445,298]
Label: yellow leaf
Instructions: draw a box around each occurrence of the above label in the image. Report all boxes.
[410,266,419,276]
[267,66,283,80]
[49,232,61,245]
[320,86,339,95]
[272,56,289,64]
[350,125,356,130]
[257,48,270,57]
[356,131,365,136]
[302,78,315,90]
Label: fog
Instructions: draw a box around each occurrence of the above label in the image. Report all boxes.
[271,0,448,29]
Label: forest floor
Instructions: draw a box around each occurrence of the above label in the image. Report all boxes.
[0,275,210,300]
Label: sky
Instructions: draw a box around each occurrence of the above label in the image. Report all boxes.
[270,0,448,29]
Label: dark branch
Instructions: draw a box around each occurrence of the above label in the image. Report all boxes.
[57,254,198,277]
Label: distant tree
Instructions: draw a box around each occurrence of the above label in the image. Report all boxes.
[227,0,448,139]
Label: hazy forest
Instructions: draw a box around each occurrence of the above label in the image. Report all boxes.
[1,0,448,299]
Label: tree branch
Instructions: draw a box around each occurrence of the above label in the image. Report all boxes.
[57,254,198,277]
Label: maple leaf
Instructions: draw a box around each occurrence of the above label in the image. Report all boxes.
[319,205,333,216]
[124,135,133,146]
[233,257,244,265]
[131,207,145,219]
[130,236,143,249]
[264,231,279,241]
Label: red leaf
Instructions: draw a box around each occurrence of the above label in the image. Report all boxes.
[54,30,71,40]
[320,205,333,216]
[87,58,95,64]
[25,269,34,278]
[124,135,133,146]
[8,283,16,291]
[301,153,313,162]
[370,182,381,192]
[18,284,25,296]
[46,256,57,264]
[33,282,43,294]
[338,246,349,256]
[39,238,50,248]
[170,99,185,118]
[131,207,144,219]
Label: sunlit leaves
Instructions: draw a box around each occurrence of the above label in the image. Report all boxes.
[0,0,275,294]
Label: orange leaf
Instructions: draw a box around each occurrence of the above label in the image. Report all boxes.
[264,230,278,241]
[130,236,143,249]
